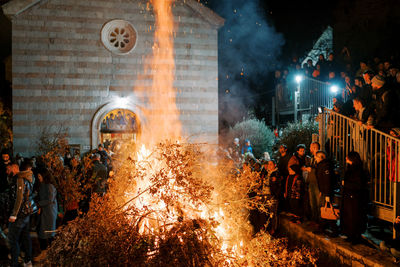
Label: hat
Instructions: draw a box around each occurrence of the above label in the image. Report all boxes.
[371,75,385,87]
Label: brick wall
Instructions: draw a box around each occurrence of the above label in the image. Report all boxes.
[11,0,220,155]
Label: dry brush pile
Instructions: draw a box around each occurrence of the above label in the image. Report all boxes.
[45,141,317,266]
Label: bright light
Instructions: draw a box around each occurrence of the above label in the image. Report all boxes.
[116,96,129,106]
[330,85,339,94]
[295,75,303,84]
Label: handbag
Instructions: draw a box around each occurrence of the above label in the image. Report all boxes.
[320,201,340,220]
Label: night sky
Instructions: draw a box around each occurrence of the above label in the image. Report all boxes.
[201,0,335,127]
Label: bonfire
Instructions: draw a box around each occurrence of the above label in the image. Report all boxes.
[46,141,316,266]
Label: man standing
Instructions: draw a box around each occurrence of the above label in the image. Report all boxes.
[8,161,35,267]
[288,144,306,173]
[304,142,321,222]
[277,145,291,180]
[277,144,291,211]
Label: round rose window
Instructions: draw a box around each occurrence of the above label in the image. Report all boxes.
[101,20,137,55]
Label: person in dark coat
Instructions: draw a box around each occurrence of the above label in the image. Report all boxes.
[304,142,321,222]
[8,161,35,267]
[36,168,58,251]
[285,144,306,221]
[277,144,291,179]
[91,153,108,195]
[0,150,11,193]
[340,151,368,244]
[315,151,338,236]
[371,75,398,132]
[95,144,111,171]
[353,97,373,126]
[260,160,281,234]
[284,163,304,223]
[277,144,291,212]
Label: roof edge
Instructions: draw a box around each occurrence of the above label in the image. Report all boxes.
[2,0,225,28]
[2,0,41,18]
[184,0,225,29]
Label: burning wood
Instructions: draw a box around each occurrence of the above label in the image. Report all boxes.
[45,141,316,266]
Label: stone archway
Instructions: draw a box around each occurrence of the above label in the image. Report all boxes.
[91,100,144,149]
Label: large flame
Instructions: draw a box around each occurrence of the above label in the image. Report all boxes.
[127,0,246,263]
[123,143,247,263]
[135,0,181,144]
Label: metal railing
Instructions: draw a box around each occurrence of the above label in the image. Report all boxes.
[275,77,334,121]
[321,108,400,226]
[300,77,333,115]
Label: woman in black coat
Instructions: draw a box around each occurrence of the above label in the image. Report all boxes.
[340,151,368,244]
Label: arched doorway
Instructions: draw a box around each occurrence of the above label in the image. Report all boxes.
[91,101,143,149]
[100,108,140,148]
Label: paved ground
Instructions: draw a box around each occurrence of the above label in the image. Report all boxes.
[279,213,399,266]
[0,229,41,267]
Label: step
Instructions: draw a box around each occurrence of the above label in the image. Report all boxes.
[279,214,398,266]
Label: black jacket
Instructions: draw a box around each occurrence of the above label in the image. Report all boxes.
[356,106,373,125]
[260,169,281,200]
[374,85,398,131]
[277,153,291,178]
[91,160,108,193]
[316,159,334,196]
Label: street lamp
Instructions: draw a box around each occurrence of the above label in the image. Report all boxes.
[330,85,339,94]
[294,75,303,122]
[295,75,303,84]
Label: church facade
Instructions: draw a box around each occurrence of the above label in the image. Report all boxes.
[2,0,223,155]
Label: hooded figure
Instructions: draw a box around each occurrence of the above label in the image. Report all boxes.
[241,139,253,155]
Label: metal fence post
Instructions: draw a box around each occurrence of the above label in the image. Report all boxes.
[272,96,276,127]
[294,84,298,123]
[395,182,400,238]
[320,109,326,150]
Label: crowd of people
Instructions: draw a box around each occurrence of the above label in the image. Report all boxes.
[0,130,399,265]
[225,137,369,244]
[0,143,113,267]
[276,52,400,134]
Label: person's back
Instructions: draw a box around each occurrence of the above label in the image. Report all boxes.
[91,155,108,194]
